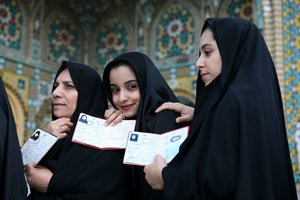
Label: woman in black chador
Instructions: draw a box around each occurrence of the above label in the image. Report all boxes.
[103,52,188,200]
[0,77,27,200]
[144,18,297,200]
[26,61,132,200]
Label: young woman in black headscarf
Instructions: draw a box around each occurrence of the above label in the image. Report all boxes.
[25,61,132,200]
[0,77,28,200]
[144,18,297,199]
[103,52,188,200]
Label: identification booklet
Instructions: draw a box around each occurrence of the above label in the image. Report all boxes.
[21,129,59,165]
[72,113,136,149]
[123,126,189,166]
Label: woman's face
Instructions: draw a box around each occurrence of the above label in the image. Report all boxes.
[196,29,222,86]
[109,65,141,118]
[51,68,78,119]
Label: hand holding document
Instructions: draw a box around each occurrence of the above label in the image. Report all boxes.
[72,113,136,149]
[21,129,59,165]
[123,126,189,166]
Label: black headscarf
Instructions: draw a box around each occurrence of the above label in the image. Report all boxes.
[162,18,297,200]
[29,61,132,200]
[103,52,186,200]
[0,77,27,200]
[103,52,182,133]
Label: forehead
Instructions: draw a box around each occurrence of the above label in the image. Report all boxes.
[109,65,137,82]
[56,68,72,80]
[110,64,135,76]
[200,29,215,46]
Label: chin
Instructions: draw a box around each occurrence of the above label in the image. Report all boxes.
[54,112,71,119]
[124,113,134,119]
[124,111,138,119]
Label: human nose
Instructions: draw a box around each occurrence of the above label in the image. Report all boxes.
[119,90,128,102]
[196,55,205,70]
[52,85,63,98]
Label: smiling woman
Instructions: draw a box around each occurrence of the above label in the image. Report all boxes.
[109,62,141,118]
[103,52,190,200]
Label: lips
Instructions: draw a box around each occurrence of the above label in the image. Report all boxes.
[52,103,65,107]
[120,104,134,111]
[201,72,209,77]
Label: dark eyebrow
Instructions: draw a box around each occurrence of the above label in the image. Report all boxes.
[110,80,138,87]
[110,83,118,87]
[200,43,213,50]
[125,80,138,84]
[62,81,74,85]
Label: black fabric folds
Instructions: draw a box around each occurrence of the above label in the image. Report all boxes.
[163,18,297,200]
[103,52,187,200]
[0,77,27,200]
[28,61,132,200]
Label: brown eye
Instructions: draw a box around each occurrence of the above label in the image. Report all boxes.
[204,51,211,56]
[65,83,75,89]
[111,87,120,94]
[66,85,72,88]
[128,84,138,91]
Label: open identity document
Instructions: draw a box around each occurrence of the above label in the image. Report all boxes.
[123,126,189,166]
[21,129,59,165]
[72,113,136,149]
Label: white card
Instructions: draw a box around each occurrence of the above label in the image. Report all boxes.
[72,113,136,149]
[21,129,58,165]
[123,126,189,166]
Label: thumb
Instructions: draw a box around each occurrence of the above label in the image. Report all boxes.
[59,133,68,139]
[176,117,186,124]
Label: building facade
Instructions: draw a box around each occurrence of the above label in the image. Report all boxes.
[1,0,300,188]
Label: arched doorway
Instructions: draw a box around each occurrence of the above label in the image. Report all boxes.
[6,88,26,145]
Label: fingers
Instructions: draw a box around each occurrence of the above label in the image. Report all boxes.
[64,120,73,128]
[154,154,167,166]
[144,155,167,173]
[58,118,73,129]
[109,114,124,126]
[104,108,115,119]
[155,102,171,113]
[143,155,166,190]
[104,108,124,126]
[24,162,36,176]
[176,116,189,124]
[58,133,67,139]
[155,102,180,113]
[44,118,73,137]
[50,126,69,138]
[25,165,53,193]
[26,162,36,169]
[59,124,71,132]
